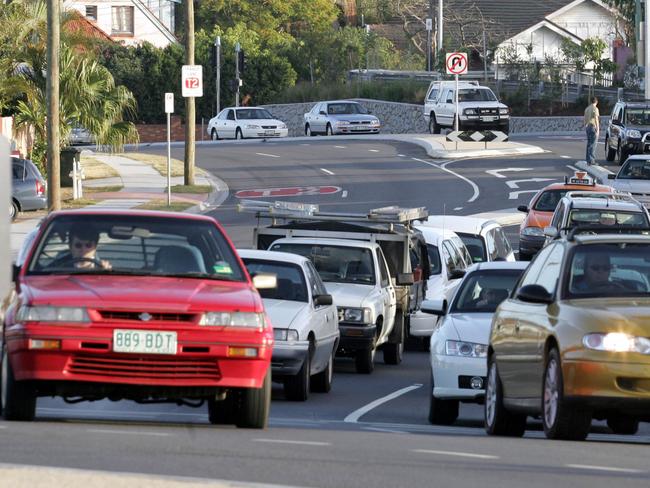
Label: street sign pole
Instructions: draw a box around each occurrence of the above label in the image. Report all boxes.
[235,42,241,107]
[215,36,221,115]
[426,18,432,71]
[455,73,459,132]
[646,0,650,100]
[165,93,174,206]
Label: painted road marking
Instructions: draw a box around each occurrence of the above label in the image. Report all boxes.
[509,190,540,200]
[398,154,406,157]
[411,157,480,203]
[560,155,571,159]
[506,178,555,189]
[341,190,348,198]
[344,384,422,423]
[566,464,643,474]
[235,186,342,198]
[255,152,280,158]
[412,449,499,460]
[88,429,170,437]
[300,143,310,146]
[368,149,380,153]
[363,427,406,434]
[485,168,531,178]
[454,207,463,211]
[253,439,331,447]
[334,145,346,149]
[320,168,335,175]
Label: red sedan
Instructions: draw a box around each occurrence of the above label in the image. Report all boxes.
[2,210,275,428]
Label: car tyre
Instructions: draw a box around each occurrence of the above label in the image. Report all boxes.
[355,347,375,374]
[284,353,310,401]
[617,142,628,166]
[428,374,459,425]
[542,348,591,440]
[383,313,404,365]
[605,137,615,162]
[236,369,271,429]
[1,345,36,421]
[208,392,237,424]
[607,416,639,435]
[484,356,526,437]
[211,129,220,141]
[10,200,18,221]
[305,124,315,137]
[311,349,334,393]
[235,128,244,140]
[326,123,333,136]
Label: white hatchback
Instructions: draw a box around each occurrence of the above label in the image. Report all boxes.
[207,107,288,140]
[238,249,339,401]
[421,261,528,425]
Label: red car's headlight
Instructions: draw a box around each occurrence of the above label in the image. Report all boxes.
[199,312,265,328]
[17,306,90,323]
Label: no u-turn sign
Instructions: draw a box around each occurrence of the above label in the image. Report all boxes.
[446,52,468,75]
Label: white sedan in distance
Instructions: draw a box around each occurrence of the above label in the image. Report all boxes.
[421,261,527,425]
[207,107,288,140]
[238,249,339,401]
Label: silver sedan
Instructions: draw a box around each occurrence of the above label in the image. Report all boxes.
[304,100,380,136]
[607,154,650,207]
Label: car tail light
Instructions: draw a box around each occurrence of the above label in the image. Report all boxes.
[35,180,45,196]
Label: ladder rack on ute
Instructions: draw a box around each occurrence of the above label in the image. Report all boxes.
[237,200,429,229]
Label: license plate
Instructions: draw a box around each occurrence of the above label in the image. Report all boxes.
[113,329,177,355]
[481,116,497,122]
[264,130,275,135]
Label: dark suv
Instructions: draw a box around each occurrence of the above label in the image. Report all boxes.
[11,157,47,220]
[605,101,650,165]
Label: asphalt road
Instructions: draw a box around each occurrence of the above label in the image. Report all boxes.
[3,134,649,488]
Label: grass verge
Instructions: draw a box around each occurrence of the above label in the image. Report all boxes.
[84,185,124,193]
[122,152,185,177]
[170,184,211,194]
[80,155,119,179]
[136,200,194,212]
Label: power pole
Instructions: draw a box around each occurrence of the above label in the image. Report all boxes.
[427,0,433,71]
[184,0,195,186]
[46,0,60,211]
[437,0,443,71]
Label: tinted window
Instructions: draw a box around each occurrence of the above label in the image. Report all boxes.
[12,163,24,180]
[451,270,525,313]
[456,233,487,263]
[535,244,564,294]
[427,88,439,101]
[451,236,471,267]
[28,215,245,281]
[494,228,512,259]
[533,190,569,212]
[305,261,328,296]
[485,231,498,262]
[327,103,367,115]
[270,243,376,285]
[236,108,274,120]
[458,88,497,102]
[517,244,556,290]
[618,159,650,180]
[427,244,442,275]
[227,110,235,121]
[242,259,308,302]
[442,240,463,272]
[568,210,648,227]
[626,108,650,125]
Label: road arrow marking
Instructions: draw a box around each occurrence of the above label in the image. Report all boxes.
[509,190,541,200]
[506,178,555,189]
[485,168,532,178]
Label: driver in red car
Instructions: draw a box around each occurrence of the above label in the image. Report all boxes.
[52,223,112,269]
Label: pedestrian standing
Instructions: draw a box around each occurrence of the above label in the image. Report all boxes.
[584,96,599,165]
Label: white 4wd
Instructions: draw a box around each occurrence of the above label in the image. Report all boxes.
[268,238,401,374]
[424,81,510,134]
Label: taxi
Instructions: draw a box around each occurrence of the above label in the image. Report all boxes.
[3,210,276,428]
[517,172,612,260]
[485,229,650,441]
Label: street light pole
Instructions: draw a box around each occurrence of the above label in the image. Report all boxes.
[235,42,240,107]
[46,0,60,211]
[215,36,221,115]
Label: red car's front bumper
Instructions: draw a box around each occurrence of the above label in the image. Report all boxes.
[6,324,273,390]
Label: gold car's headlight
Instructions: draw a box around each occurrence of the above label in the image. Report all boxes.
[583,333,650,354]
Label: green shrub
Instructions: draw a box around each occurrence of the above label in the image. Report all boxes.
[274,80,431,104]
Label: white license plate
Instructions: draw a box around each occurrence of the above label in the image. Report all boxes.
[113,329,177,355]
[264,130,276,135]
[481,116,497,122]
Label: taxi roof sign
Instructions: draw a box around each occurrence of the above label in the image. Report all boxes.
[564,171,594,186]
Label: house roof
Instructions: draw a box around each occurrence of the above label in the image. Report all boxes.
[65,10,114,43]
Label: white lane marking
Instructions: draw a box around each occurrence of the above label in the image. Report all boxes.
[320,168,335,175]
[412,449,499,460]
[397,154,406,157]
[485,168,531,178]
[363,427,406,434]
[253,439,331,447]
[255,152,280,158]
[454,207,463,211]
[566,164,580,172]
[334,145,346,149]
[368,149,380,153]
[509,190,540,200]
[341,190,348,198]
[411,157,480,203]
[87,429,170,437]
[344,384,422,423]
[566,464,643,474]
[560,155,571,159]
[0,426,6,429]
[505,178,555,189]
[300,143,310,146]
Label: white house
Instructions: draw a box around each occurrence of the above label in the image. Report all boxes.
[64,0,177,48]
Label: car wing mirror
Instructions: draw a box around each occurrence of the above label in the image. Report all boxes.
[420,298,447,316]
[12,264,21,283]
[543,226,558,238]
[314,294,333,306]
[517,205,529,213]
[319,110,327,115]
[516,284,552,304]
[252,273,277,290]
[449,268,466,280]
[396,273,414,286]
[607,174,615,179]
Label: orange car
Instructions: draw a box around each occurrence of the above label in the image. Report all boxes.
[517,172,612,260]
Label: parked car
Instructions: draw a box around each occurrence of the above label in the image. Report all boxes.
[424,80,509,134]
[543,192,650,242]
[421,261,527,425]
[3,210,277,428]
[69,126,94,145]
[607,154,650,208]
[408,225,472,340]
[486,230,650,440]
[238,249,339,401]
[421,215,515,263]
[605,101,650,165]
[517,172,612,260]
[207,107,288,140]
[303,100,381,136]
[11,156,47,221]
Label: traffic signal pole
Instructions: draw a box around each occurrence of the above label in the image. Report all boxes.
[235,42,240,107]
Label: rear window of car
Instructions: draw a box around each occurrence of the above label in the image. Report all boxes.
[27,214,245,281]
[568,210,648,228]
[242,259,308,302]
[426,244,442,275]
[456,233,486,263]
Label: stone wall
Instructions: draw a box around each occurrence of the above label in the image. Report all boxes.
[261,99,609,135]
[135,116,204,143]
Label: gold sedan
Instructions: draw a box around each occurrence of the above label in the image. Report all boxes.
[485,232,650,441]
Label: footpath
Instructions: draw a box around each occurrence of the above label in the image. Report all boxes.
[10,152,227,258]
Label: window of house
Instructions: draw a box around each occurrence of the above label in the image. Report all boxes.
[111,6,134,35]
[85,5,98,21]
